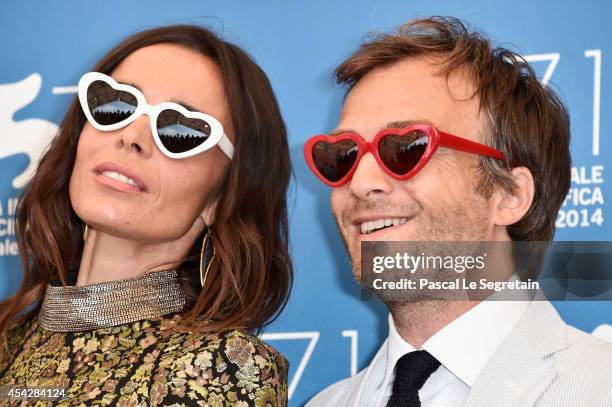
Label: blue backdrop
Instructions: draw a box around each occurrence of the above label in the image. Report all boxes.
[1,1,610,405]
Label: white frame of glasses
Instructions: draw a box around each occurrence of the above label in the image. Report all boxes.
[77,71,234,160]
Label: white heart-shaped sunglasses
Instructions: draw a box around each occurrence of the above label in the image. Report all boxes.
[77,72,234,160]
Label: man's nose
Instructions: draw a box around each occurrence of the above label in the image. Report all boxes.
[348,152,393,199]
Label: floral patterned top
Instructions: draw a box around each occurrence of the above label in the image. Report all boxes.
[0,312,288,406]
[1,267,288,406]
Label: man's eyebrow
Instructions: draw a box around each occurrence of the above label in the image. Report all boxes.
[329,119,436,136]
[384,119,435,129]
[329,128,353,136]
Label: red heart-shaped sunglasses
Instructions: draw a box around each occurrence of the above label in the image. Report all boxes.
[303,123,505,187]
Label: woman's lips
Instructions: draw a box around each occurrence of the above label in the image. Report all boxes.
[94,172,144,193]
[93,161,148,192]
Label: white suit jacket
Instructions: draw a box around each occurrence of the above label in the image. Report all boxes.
[307,300,612,407]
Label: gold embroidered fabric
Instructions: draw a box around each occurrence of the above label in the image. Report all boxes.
[0,268,289,406]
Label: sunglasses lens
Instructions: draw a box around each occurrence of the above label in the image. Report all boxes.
[311,140,359,183]
[378,130,429,175]
[156,109,212,154]
[86,80,137,125]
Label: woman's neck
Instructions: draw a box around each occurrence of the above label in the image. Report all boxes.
[76,219,205,286]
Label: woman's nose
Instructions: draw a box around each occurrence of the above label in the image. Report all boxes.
[117,115,154,157]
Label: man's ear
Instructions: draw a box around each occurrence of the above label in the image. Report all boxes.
[491,166,535,226]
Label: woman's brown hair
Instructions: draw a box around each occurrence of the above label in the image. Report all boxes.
[0,25,293,358]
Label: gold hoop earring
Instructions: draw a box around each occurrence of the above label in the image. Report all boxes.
[200,227,216,287]
[82,223,90,241]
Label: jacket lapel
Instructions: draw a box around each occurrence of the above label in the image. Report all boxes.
[462,300,569,407]
[344,339,388,407]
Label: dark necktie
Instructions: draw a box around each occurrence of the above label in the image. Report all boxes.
[386,350,441,407]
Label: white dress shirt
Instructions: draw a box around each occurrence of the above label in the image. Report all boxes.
[307,287,612,407]
[373,297,531,407]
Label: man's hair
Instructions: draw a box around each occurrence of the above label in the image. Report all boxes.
[335,16,571,242]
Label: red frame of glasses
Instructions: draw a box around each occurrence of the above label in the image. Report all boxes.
[303,123,505,187]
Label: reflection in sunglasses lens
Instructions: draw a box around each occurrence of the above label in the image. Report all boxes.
[313,140,358,182]
[379,130,429,175]
[87,81,137,125]
[156,109,211,153]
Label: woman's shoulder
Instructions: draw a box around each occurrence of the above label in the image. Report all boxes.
[154,328,288,405]
[160,327,288,373]
[4,313,39,347]
[218,329,287,366]
[0,314,39,372]
[228,330,285,358]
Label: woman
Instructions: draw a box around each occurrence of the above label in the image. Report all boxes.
[0,25,292,406]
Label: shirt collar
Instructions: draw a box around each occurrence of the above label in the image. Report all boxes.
[384,281,532,388]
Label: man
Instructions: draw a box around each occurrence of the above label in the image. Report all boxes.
[305,16,612,407]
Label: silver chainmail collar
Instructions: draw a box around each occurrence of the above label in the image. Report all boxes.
[39,268,199,332]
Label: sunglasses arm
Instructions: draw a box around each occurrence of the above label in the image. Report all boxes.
[218,134,235,159]
[438,131,504,160]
